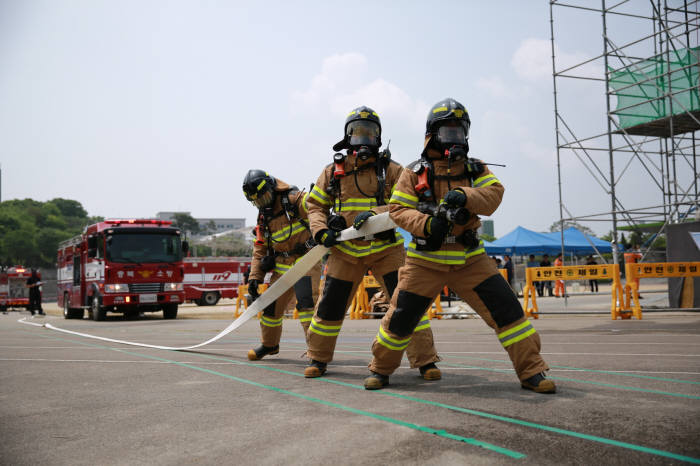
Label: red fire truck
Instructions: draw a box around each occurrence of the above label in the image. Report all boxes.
[57,219,188,320]
[183,257,251,305]
[0,266,32,312]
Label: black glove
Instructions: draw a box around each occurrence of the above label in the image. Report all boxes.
[260,255,276,272]
[422,216,449,251]
[443,189,466,207]
[315,229,339,248]
[248,279,260,302]
[466,158,484,179]
[353,211,375,230]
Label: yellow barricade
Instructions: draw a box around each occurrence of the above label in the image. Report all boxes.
[350,275,380,319]
[349,276,443,320]
[234,283,268,318]
[523,265,623,319]
[623,261,700,320]
[426,295,444,319]
[498,269,508,280]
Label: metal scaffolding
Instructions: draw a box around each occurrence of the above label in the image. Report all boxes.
[550,0,700,264]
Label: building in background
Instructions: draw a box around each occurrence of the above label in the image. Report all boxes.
[156,212,245,236]
[479,219,494,238]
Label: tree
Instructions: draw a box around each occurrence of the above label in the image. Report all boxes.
[548,220,595,236]
[205,220,217,235]
[172,213,200,235]
[0,198,93,268]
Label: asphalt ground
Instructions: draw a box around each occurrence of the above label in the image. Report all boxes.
[1,285,699,465]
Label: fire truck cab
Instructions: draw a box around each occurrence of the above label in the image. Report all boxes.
[57,219,187,320]
[0,266,32,312]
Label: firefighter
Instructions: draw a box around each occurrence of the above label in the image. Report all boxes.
[364,98,555,393]
[243,169,322,360]
[26,268,44,316]
[304,106,441,380]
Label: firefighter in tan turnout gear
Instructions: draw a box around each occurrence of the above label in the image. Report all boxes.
[242,169,322,360]
[304,106,441,379]
[364,98,556,393]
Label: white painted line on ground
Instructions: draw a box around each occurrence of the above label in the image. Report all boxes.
[0,358,245,365]
[434,351,700,357]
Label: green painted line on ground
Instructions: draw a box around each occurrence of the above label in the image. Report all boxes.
[438,362,700,400]
[27,331,523,460]
[288,343,700,389]
[439,353,700,386]
[177,350,700,464]
[23,327,700,463]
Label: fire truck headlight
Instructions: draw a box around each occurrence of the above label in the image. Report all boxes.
[104,283,129,293]
[163,282,183,291]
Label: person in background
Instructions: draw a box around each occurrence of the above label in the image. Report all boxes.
[503,255,514,289]
[26,269,44,316]
[540,254,553,297]
[554,253,566,297]
[527,254,543,297]
[586,255,598,292]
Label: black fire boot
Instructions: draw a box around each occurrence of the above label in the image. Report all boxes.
[247,344,279,361]
[419,362,442,380]
[304,359,327,378]
[521,372,556,394]
[364,371,389,390]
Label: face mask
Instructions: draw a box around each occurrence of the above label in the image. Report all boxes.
[445,145,468,160]
[355,145,375,160]
[251,190,274,208]
[347,120,380,148]
[436,125,467,146]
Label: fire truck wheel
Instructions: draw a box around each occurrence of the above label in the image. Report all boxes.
[63,294,84,319]
[203,292,220,306]
[162,304,178,319]
[91,296,106,321]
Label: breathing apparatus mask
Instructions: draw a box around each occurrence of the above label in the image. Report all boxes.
[242,170,276,209]
[434,121,469,160]
[348,120,380,160]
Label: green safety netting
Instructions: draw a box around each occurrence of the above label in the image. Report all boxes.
[609,46,700,130]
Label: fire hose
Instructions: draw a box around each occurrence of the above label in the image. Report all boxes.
[18,213,397,351]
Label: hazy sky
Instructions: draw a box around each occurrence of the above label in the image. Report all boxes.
[1,1,692,236]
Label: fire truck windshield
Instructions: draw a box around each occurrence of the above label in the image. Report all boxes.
[106,232,182,264]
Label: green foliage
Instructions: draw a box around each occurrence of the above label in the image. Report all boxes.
[602,230,666,251]
[0,198,94,268]
[480,233,497,242]
[192,231,253,258]
[172,213,200,235]
[548,220,595,236]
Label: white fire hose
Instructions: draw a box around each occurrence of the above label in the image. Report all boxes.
[19,213,397,351]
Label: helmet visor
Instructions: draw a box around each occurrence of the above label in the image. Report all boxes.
[250,190,274,208]
[243,177,273,208]
[436,124,468,145]
[347,120,380,147]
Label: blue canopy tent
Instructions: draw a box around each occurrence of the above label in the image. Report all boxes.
[543,227,622,254]
[484,226,561,255]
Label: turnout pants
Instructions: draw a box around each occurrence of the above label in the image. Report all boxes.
[260,262,322,347]
[555,280,565,297]
[307,246,439,368]
[29,291,43,314]
[369,253,549,381]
